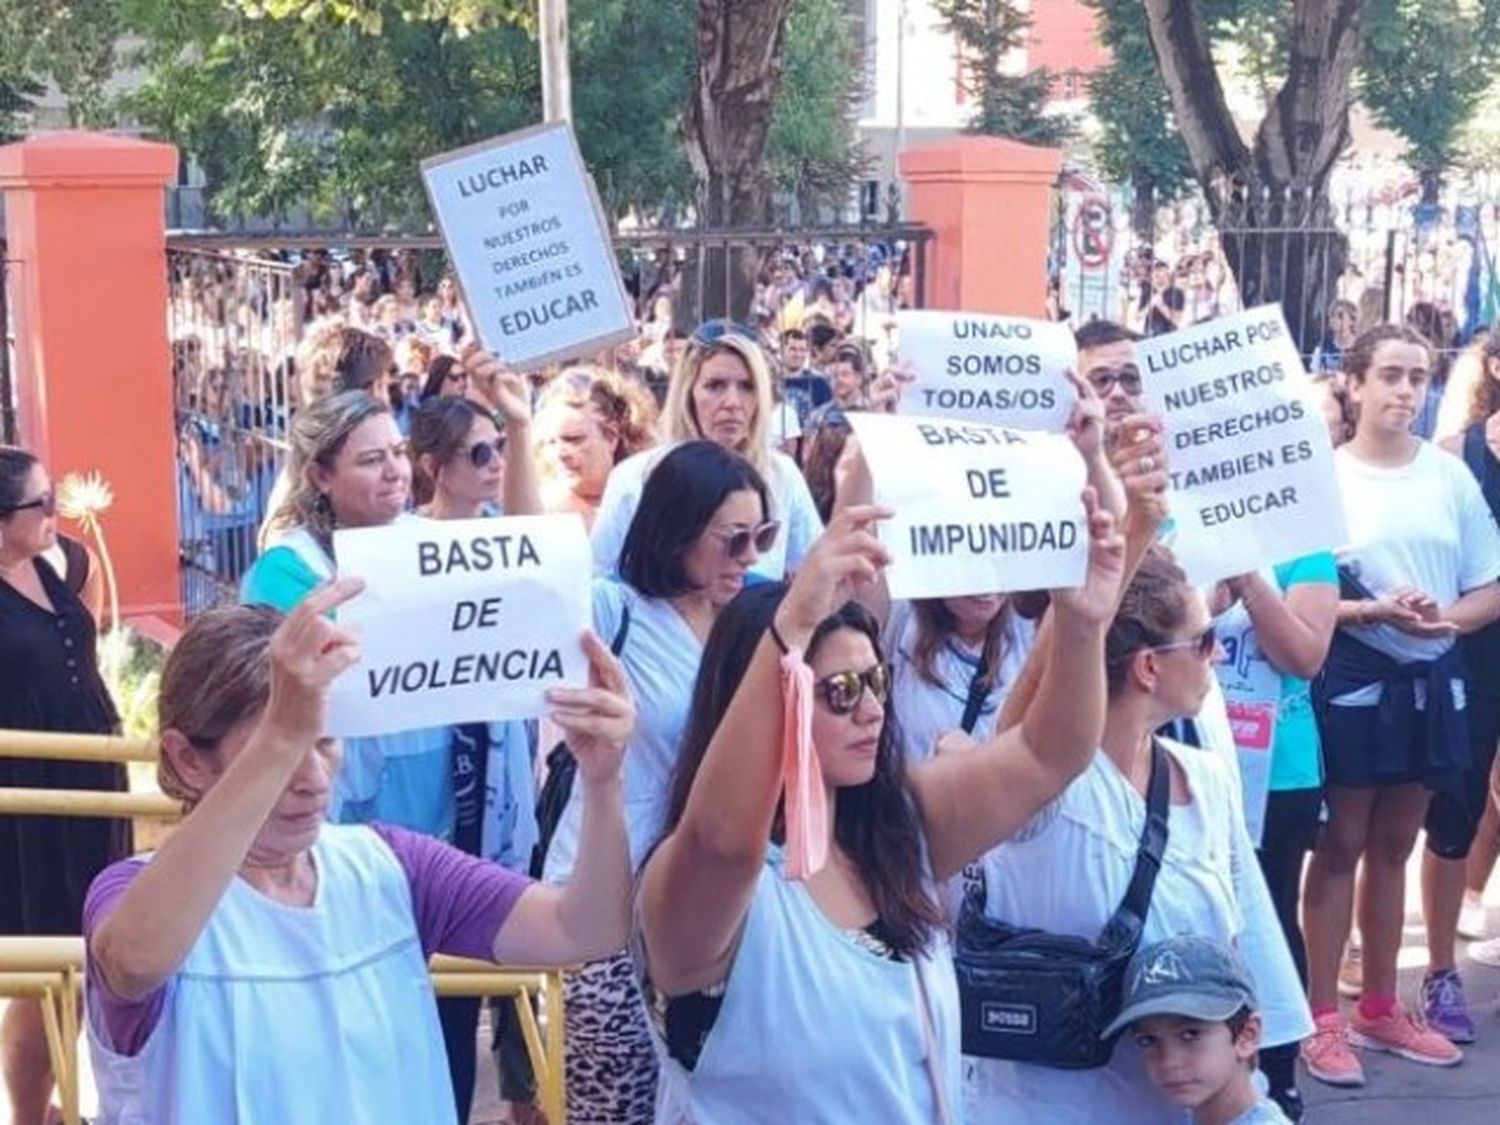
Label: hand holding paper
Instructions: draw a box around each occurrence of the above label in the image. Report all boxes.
[774,505,893,644]
[263,578,366,748]
[547,630,636,784]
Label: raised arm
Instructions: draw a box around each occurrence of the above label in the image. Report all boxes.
[1228,570,1337,679]
[90,580,365,1000]
[908,489,1125,880]
[639,508,891,996]
[461,343,543,517]
[491,630,633,964]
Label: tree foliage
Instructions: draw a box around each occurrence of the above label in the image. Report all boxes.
[0,0,122,127]
[934,0,1068,145]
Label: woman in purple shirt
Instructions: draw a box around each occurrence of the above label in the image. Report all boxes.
[83,580,633,1124]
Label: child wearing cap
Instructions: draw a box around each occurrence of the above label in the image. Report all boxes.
[1104,935,1291,1125]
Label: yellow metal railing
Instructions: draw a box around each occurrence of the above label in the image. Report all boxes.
[0,730,570,1122]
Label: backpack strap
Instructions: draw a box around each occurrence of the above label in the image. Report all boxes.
[959,652,991,736]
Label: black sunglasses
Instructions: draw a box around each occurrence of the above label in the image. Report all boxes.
[692,318,760,347]
[1086,365,1143,396]
[709,519,780,559]
[2,491,56,517]
[816,663,892,716]
[466,437,507,469]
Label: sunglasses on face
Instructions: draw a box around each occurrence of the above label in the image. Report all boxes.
[692,318,760,348]
[466,437,507,469]
[3,491,56,517]
[816,662,892,716]
[709,519,780,558]
[1151,624,1218,660]
[1087,365,1143,396]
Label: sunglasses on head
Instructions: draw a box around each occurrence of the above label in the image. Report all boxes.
[3,491,55,517]
[692,318,760,348]
[816,663,892,716]
[466,437,507,469]
[1087,365,1143,395]
[1151,624,1218,660]
[709,519,780,558]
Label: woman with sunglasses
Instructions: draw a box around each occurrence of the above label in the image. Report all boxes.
[635,494,1124,1123]
[965,548,1311,1124]
[532,366,658,530]
[0,445,128,1123]
[539,439,776,1123]
[1301,327,1500,1086]
[591,319,822,581]
[420,355,468,403]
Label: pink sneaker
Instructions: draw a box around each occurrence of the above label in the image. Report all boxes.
[1301,1012,1366,1087]
[1349,1003,1464,1067]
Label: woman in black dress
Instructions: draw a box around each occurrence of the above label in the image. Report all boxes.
[0,445,127,1123]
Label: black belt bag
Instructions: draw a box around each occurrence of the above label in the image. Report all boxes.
[954,739,1170,1069]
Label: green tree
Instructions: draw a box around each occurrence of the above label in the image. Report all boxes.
[933,0,1068,144]
[0,75,42,144]
[1360,0,1500,203]
[0,0,122,127]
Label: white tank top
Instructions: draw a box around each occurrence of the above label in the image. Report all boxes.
[650,851,962,1123]
[88,825,456,1125]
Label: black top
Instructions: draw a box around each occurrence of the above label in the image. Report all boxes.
[0,556,118,735]
[1461,423,1500,693]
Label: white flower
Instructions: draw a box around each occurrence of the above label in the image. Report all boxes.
[56,472,115,522]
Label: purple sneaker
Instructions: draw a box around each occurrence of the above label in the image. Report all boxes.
[1421,969,1477,1044]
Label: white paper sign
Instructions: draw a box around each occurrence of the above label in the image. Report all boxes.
[848,413,1088,600]
[895,309,1078,430]
[1138,305,1348,586]
[422,122,636,370]
[328,514,592,737]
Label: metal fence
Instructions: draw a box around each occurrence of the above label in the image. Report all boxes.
[1,244,16,444]
[1052,173,1500,358]
[167,245,300,615]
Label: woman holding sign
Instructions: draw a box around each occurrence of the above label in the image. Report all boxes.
[541,440,777,1123]
[1301,326,1500,1086]
[83,586,635,1123]
[634,495,1126,1122]
[591,320,822,579]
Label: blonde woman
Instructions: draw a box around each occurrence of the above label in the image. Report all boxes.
[591,320,823,578]
[533,366,658,530]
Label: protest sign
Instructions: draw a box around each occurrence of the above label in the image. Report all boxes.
[895,309,1077,430]
[422,122,636,371]
[1137,304,1348,586]
[328,514,592,737]
[847,413,1087,600]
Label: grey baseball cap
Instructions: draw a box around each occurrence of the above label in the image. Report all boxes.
[1102,935,1258,1039]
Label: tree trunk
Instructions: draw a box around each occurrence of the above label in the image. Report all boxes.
[1140,0,1367,352]
[680,0,795,325]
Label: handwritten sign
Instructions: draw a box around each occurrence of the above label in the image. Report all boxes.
[328,514,592,736]
[422,122,636,370]
[1138,305,1347,585]
[848,413,1087,599]
[895,310,1077,430]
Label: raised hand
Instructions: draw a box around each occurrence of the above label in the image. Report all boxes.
[1109,412,1170,530]
[263,578,365,746]
[1063,369,1106,463]
[1050,487,1125,626]
[460,342,531,427]
[775,505,892,638]
[547,630,636,784]
[867,360,916,414]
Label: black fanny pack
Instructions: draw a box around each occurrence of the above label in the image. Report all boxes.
[954,739,1170,1069]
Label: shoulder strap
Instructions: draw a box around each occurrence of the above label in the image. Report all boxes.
[911,960,956,1125]
[959,653,991,735]
[611,602,632,656]
[1099,739,1170,950]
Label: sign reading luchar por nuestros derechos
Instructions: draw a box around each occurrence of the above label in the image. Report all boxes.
[895,309,1078,431]
[848,412,1088,600]
[327,514,593,737]
[1137,304,1348,585]
[422,122,637,371]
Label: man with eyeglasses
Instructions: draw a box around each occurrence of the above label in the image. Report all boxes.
[1076,319,1146,432]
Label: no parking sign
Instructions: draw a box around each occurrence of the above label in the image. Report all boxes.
[1071,195,1113,270]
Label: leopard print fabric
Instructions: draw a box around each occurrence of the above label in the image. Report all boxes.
[563,950,660,1123]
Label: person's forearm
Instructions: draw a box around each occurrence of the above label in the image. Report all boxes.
[1240,575,1335,679]
[91,726,305,998]
[1337,598,1371,627]
[502,418,543,516]
[552,775,630,958]
[1020,611,1107,781]
[997,614,1050,733]
[1445,583,1500,634]
[1085,452,1126,521]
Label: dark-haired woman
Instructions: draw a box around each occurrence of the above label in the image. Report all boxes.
[542,440,777,1122]
[966,549,1310,1123]
[420,354,468,404]
[0,446,127,1122]
[636,494,1126,1122]
[1301,327,1500,1086]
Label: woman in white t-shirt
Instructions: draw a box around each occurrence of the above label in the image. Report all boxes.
[888,595,1036,763]
[541,439,778,1123]
[591,320,822,580]
[1300,326,1500,1085]
[964,548,1309,1124]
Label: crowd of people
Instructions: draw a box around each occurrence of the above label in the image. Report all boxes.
[4,256,1500,1124]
